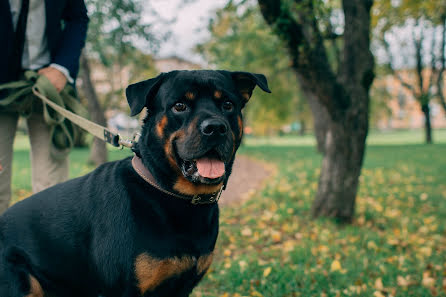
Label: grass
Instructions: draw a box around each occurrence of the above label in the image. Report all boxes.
[244,129,446,146]
[193,143,446,297]
[9,131,446,296]
[11,133,133,201]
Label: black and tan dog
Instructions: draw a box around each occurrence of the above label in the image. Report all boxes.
[0,70,270,297]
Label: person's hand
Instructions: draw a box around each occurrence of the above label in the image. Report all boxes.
[38,67,67,92]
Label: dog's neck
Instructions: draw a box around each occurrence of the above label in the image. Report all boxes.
[131,155,223,205]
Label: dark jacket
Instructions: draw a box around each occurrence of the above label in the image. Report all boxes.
[0,0,89,84]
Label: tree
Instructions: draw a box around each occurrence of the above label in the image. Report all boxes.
[78,0,162,165]
[373,0,446,144]
[197,3,309,135]
[258,0,375,221]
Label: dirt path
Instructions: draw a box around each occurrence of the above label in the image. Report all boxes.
[219,155,275,206]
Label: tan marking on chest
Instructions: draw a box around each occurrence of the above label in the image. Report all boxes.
[197,253,214,275]
[25,275,44,297]
[135,253,195,294]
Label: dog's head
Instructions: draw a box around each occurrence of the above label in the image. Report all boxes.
[126,70,270,196]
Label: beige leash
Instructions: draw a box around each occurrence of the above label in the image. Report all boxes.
[31,86,137,149]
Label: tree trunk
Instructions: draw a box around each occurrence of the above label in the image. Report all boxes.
[79,52,108,165]
[300,84,330,153]
[258,0,374,222]
[311,107,368,222]
[421,103,433,144]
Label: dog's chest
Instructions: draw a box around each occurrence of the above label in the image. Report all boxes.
[134,252,213,295]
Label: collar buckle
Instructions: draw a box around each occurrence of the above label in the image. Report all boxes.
[191,195,202,204]
[191,186,223,205]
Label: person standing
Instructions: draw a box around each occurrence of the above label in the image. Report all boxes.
[0,0,89,214]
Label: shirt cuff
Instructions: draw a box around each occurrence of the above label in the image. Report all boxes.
[49,63,74,84]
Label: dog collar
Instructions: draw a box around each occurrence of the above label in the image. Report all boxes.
[131,156,223,205]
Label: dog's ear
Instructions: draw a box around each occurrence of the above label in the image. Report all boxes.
[126,73,166,116]
[229,71,271,101]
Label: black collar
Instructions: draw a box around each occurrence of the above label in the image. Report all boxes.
[131,156,223,205]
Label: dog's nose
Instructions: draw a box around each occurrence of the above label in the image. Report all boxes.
[200,119,228,136]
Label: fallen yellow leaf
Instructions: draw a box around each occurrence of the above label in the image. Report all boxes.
[373,291,386,297]
[397,275,410,287]
[263,267,272,277]
[241,227,253,236]
[422,271,435,288]
[271,231,282,243]
[375,278,384,290]
[330,260,342,272]
[223,249,232,257]
[251,290,263,297]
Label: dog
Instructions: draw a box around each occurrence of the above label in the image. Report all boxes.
[0,70,270,297]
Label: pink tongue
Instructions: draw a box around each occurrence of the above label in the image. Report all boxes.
[196,158,225,179]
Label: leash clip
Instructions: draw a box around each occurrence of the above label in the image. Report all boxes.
[118,132,141,149]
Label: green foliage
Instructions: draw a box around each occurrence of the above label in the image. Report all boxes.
[372,0,445,31]
[197,2,310,135]
[372,0,445,68]
[371,0,446,143]
[85,0,159,65]
[83,0,161,108]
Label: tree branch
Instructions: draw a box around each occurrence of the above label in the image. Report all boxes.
[340,0,375,92]
[381,34,419,97]
[437,14,446,112]
[413,22,425,95]
[258,0,350,118]
[428,26,438,95]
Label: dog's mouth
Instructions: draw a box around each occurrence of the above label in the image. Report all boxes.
[179,150,226,185]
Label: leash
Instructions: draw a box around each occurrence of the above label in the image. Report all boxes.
[31,86,137,149]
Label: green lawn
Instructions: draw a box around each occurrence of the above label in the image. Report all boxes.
[244,129,446,146]
[9,131,446,296]
[11,134,133,201]
[193,143,446,297]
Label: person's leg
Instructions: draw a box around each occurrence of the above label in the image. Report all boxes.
[27,112,69,194]
[0,112,19,214]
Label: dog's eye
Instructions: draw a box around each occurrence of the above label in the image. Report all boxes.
[173,102,187,112]
[222,101,234,112]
